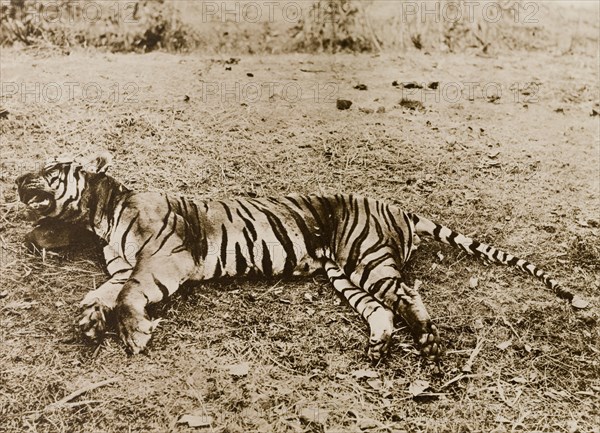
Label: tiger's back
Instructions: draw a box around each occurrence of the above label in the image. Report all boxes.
[128,193,418,282]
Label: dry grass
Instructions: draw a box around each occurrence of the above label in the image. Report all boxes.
[1,1,598,55]
[1,48,599,432]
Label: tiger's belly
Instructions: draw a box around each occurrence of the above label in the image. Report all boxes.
[190,222,323,281]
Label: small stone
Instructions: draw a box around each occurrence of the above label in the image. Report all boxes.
[337,99,353,110]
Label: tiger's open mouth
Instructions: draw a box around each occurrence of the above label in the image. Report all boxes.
[20,189,54,212]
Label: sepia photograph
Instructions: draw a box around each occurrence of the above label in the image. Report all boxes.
[1,0,599,432]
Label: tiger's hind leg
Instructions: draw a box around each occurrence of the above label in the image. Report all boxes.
[323,260,394,362]
[348,253,441,360]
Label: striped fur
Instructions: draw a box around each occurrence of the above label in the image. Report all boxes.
[16,153,578,361]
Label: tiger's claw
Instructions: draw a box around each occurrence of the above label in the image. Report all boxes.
[79,303,109,341]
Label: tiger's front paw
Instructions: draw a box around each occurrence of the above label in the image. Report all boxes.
[115,304,160,354]
[79,303,110,341]
[417,322,442,361]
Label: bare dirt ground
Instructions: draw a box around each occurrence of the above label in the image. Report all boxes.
[1,48,599,432]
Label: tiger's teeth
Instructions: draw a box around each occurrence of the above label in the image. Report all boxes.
[29,198,50,209]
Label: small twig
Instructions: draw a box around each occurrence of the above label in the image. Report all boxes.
[462,338,485,373]
[52,399,105,408]
[502,316,522,342]
[440,372,492,389]
[45,377,120,411]
[254,279,283,300]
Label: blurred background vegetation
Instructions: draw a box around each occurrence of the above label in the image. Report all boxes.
[1,0,598,55]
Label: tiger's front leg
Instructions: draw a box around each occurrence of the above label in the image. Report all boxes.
[79,247,132,340]
[114,254,195,354]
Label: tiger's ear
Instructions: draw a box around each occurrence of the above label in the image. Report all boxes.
[82,152,112,174]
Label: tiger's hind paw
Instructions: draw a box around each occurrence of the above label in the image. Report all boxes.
[367,334,392,363]
[417,323,442,361]
[79,303,110,341]
[366,309,394,363]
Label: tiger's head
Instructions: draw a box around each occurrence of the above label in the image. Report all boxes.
[15,153,113,221]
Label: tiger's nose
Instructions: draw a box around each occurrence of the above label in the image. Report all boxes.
[15,173,37,194]
[15,173,32,188]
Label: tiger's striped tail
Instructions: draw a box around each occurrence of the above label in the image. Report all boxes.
[408,213,576,302]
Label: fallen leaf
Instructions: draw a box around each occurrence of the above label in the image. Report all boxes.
[408,379,430,397]
[351,369,379,379]
[469,277,479,288]
[571,296,589,309]
[437,251,445,262]
[511,376,528,384]
[366,378,383,390]
[544,388,570,400]
[473,318,484,330]
[178,414,213,428]
[566,420,578,433]
[358,418,379,430]
[496,340,512,350]
[5,300,38,310]
[227,362,250,376]
[299,407,329,424]
[494,415,511,423]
